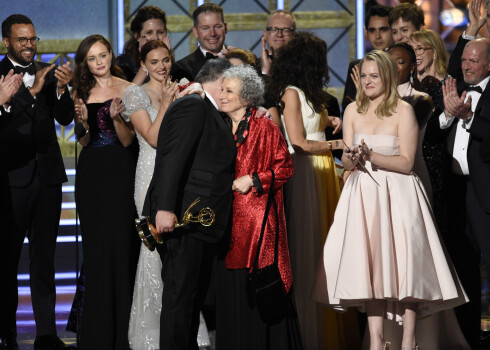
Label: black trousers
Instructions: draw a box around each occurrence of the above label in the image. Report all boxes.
[445,174,481,349]
[0,171,61,338]
[157,234,215,350]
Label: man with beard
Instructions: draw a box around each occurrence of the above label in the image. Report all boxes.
[0,14,74,350]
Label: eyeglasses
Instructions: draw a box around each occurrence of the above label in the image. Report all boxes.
[266,27,295,36]
[9,36,40,46]
[413,46,432,54]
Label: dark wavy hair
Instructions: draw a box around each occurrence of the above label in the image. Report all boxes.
[268,31,330,114]
[123,6,167,67]
[73,35,125,103]
[140,40,175,65]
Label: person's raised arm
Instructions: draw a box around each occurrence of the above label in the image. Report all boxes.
[260,36,272,76]
[74,95,90,147]
[127,79,178,148]
[110,96,135,147]
[466,0,487,36]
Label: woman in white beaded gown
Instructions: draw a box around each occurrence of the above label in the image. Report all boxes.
[122,40,209,349]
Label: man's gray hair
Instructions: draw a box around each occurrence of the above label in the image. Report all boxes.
[195,58,232,84]
[222,65,265,108]
[486,0,490,9]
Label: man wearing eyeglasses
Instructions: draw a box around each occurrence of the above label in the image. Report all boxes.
[260,10,296,76]
[0,14,74,350]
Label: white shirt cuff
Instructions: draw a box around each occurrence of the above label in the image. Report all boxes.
[439,111,455,129]
[56,87,64,99]
[463,113,475,129]
[462,31,477,40]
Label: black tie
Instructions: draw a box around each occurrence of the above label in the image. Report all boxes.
[466,85,483,94]
[205,52,219,60]
[14,64,36,75]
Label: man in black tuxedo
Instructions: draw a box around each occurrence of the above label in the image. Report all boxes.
[143,58,234,350]
[442,37,490,348]
[171,3,227,82]
[0,14,74,350]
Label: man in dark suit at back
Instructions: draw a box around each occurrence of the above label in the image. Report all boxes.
[341,5,393,113]
[143,58,235,350]
[171,3,227,82]
[442,37,490,348]
[0,14,75,350]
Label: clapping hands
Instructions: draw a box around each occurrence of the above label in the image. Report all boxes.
[442,77,473,122]
[0,69,23,105]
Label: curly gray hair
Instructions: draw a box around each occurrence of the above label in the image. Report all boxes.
[222,65,265,108]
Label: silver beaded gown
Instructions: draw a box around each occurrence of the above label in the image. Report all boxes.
[123,85,210,350]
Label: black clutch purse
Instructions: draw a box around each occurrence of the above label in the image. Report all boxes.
[247,169,291,324]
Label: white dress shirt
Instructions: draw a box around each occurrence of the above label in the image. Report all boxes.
[205,91,219,110]
[8,56,35,88]
[439,76,490,175]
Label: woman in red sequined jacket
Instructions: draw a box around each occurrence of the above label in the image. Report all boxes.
[215,65,303,350]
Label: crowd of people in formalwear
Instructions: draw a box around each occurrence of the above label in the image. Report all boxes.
[1,1,490,349]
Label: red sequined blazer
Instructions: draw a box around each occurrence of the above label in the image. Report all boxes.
[225,115,294,292]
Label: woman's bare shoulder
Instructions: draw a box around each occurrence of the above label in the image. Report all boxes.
[344,101,357,114]
[113,77,134,96]
[396,99,414,113]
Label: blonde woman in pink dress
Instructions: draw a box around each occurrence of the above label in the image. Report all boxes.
[312,50,467,350]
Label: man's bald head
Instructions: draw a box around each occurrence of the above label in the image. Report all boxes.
[462,38,490,85]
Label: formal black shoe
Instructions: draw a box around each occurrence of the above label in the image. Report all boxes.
[481,329,490,348]
[34,335,76,350]
[0,336,19,350]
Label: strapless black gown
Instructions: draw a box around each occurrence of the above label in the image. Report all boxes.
[75,100,139,349]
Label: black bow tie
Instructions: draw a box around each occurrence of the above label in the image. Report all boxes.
[466,85,483,94]
[205,52,219,60]
[14,64,36,75]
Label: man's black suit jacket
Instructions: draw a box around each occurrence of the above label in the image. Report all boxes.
[341,59,360,115]
[143,94,236,242]
[171,48,207,82]
[0,56,74,187]
[446,35,490,212]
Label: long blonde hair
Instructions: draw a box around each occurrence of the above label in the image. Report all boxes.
[411,29,449,78]
[356,50,400,119]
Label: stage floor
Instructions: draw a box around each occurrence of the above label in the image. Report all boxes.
[12,159,490,349]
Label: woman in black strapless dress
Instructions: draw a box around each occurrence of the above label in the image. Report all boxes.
[72,34,139,350]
